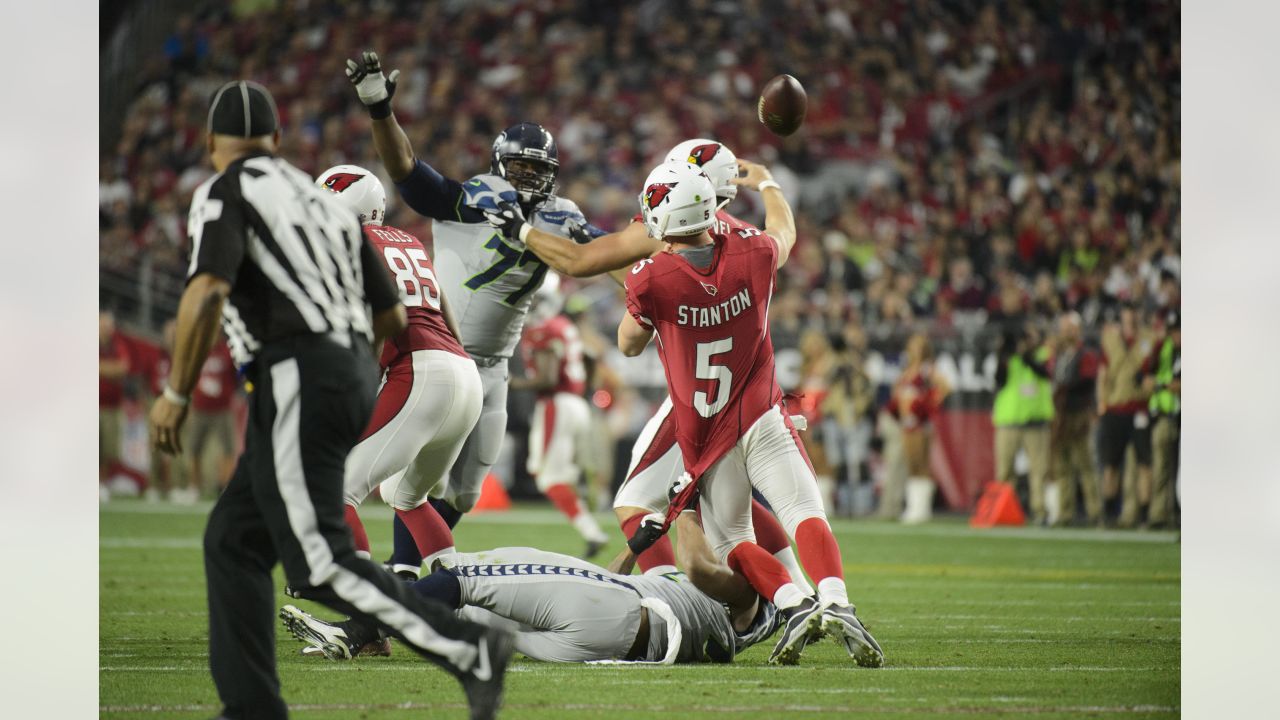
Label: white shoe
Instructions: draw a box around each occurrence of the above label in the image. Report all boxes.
[170,487,198,506]
[144,487,163,504]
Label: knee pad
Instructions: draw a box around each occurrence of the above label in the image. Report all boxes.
[450,491,480,514]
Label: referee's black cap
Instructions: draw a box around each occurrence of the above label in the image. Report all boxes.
[207,80,280,138]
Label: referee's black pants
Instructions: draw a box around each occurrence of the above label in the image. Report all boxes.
[202,333,486,719]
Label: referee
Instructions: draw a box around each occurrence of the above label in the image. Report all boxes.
[148,80,512,720]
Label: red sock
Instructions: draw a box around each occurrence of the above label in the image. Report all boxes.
[343,504,370,555]
[621,513,676,572]
[727,542,793,601]
[395,504,455,558]
[751,499,791,555]
[544,483,582,519]
[794,517,844,583]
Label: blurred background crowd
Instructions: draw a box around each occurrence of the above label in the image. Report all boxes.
[100,0,1180,529]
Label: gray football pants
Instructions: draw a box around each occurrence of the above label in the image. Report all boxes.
[444,547,642,662]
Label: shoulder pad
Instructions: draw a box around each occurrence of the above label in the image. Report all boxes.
[461,174,520,212]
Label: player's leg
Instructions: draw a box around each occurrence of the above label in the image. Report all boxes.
[531,393,609,554]
[445,360,510,516]
[614,397,679,574]
[340,359,420,557]
[750,495,813,594]
[437,548,644,662]
[744,406,883,667]
[380,351,484,569]
[262,345,509,713]
[699,448,822,665]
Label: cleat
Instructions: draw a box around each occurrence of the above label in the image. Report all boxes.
[583,538,607,560]
[459,627,515,720]
[820,602,884,668]
[768,596,824,665]
[279,605,355,661]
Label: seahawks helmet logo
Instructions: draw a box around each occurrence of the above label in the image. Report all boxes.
[644,182,677,210]
[322,172,364,193]
[686,143,720,166]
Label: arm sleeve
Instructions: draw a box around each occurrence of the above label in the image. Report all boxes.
[394,159,486,223]
[187,174,246,285]
[359,235,401,313]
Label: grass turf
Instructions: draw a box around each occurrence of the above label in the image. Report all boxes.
[101,501,1179,718]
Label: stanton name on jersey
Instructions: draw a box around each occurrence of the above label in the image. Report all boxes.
[676,288,753,328]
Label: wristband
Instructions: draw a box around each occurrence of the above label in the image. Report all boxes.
[758,180,781,192]
[163,384,190,407]
[368,99,392,120]
[518,222,532,243]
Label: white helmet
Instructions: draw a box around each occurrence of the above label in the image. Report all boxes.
[638,161,717,239]
[316,164,386,225]
[665,138,738,203]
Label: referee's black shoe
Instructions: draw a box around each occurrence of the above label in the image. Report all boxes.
[458,627,515,720]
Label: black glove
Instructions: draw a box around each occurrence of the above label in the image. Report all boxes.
[484,199,529,245]
[567,222,594,245]
[626,512,668,556]
[345,50,399,120]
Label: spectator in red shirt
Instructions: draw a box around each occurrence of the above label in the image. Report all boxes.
[99,310,132,495]
[187,334,240,499]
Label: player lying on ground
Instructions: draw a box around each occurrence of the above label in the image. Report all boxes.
[615,159,883,667]
[510,273,610,557]
[315,165,480,595]
[281,510,781,664]
[484,138,812,589]
[344,50,605,577]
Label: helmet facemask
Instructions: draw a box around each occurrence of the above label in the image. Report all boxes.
[498,156,558,211]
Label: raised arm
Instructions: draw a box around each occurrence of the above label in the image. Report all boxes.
[346,51,480,222]
[732,160,797,268]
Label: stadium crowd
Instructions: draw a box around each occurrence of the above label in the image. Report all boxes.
[100,0,1179,528]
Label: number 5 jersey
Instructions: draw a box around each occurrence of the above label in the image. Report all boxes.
[623,222,784,479]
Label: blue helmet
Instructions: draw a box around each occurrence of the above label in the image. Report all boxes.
[491,122,559,207]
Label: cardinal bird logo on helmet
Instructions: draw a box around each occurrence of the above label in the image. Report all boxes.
[644,182,677,210]
[323,172,365,193]
[686,143,720,166]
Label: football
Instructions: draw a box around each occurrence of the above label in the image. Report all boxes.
[757,74,807,136]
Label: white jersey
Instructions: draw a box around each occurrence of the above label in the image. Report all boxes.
[628,573,738,663]
[432,175,590,358]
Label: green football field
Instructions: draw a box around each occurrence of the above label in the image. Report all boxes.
[100,501,1180,719]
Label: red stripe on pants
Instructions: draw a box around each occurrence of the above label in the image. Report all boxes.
[358,360,414,442]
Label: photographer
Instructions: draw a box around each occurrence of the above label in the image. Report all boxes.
[1049,312,1102,526]
[992,323,1055,525]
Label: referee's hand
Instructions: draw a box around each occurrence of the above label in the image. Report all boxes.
[149,396,189,456]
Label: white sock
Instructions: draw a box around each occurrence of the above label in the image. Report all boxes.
[644,564,678,576]
[355,549,372,561]
[423,547,457,572]
[573,511,609,543]
[817,576,850,607]
[773,582,808,611]
[774,548,814,596]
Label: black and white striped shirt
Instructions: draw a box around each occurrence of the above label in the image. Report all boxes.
[186,152,399,366]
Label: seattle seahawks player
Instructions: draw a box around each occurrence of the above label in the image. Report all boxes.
[282,509,781,664]
[345,50,604,575]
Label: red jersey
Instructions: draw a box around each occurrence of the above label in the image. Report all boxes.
[624,221,783,479]
[363,225,467,366]
[152,341,238,412]
[522,315,587,398]
[99,334,132,409]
